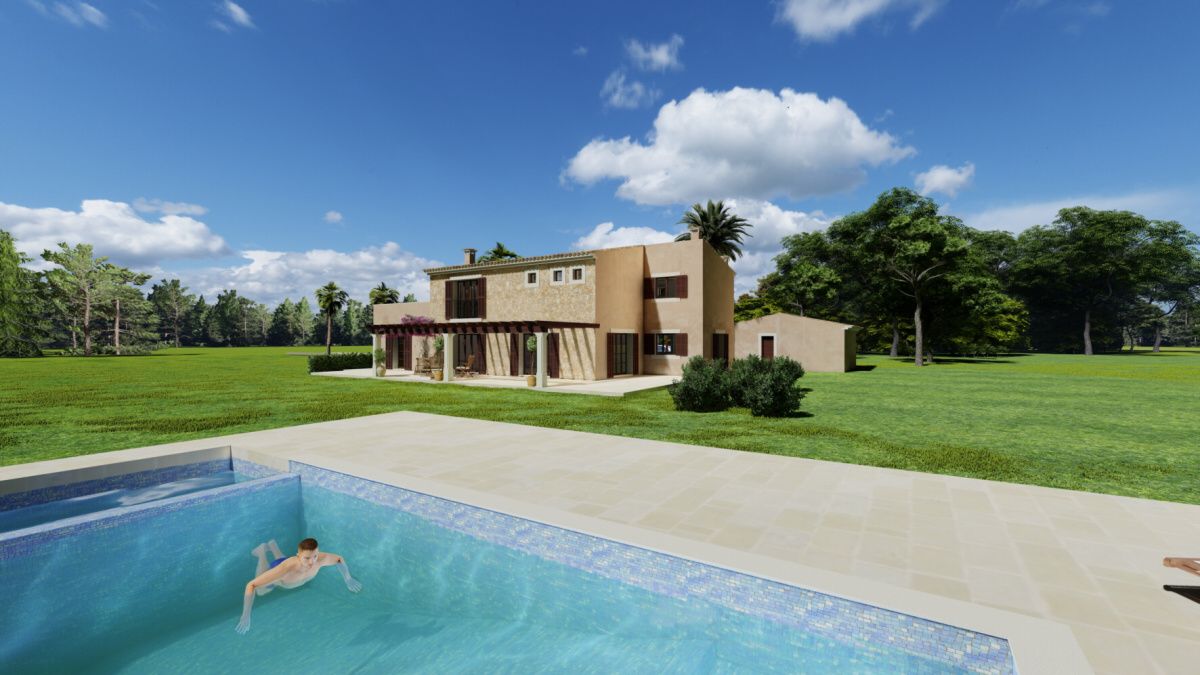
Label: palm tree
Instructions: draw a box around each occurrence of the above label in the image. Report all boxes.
[315,281,349,356]
[477,242,520,263]
[673,200,752,261]
[369,282,400,305]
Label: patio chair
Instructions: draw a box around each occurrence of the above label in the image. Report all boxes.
[455,354,476,378]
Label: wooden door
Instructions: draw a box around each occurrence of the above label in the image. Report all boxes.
[761,336,775,360]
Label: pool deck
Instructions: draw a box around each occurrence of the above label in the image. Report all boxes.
[6,411,1199,674]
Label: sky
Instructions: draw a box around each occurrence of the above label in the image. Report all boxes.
[1,0,1198,304]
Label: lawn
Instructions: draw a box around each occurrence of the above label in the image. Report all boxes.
[1,346,1197,504]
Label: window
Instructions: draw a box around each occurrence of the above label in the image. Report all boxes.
[643,275,688,299]
[525,271,538,287]
[570,266,585,283]
[655,334,677,354]
[550,268,565,285]
[447,278,483,319]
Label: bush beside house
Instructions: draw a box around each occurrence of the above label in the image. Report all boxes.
[308,352,373,373]
[669,355,806,417]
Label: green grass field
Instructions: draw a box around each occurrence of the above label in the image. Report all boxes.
[2,346,1197,504]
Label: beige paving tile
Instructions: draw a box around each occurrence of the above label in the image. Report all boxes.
[911,573,972,601]
[966,567,1041,615]
[1039,588,1126,630]
[1069,625,1159,675]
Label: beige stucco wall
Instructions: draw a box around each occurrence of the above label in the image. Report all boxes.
[372,301,433,325]
[427,258,595,323]
[640,238,733,376]
[701,242,736,361]
[592,246,645,378]
[734,313,858,373]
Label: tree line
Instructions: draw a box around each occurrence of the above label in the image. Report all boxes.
[735,188,1200,363]
[0,232,417,357]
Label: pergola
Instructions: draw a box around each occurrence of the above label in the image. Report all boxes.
[369,320,599,387]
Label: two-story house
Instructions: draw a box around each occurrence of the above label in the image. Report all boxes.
[370,237,734,386]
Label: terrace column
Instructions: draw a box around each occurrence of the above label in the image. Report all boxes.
[535,331,548,388]
[443,332,454,382]
[372,333,383,372]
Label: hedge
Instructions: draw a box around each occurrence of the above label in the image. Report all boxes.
[307,352,373,373]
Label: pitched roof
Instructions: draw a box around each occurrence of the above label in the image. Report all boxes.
[423,249,597,275]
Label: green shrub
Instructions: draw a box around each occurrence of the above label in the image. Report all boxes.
[307,352,372,373]
[726,354,766,408]
[740,356,806,417]
[668,356,731,412]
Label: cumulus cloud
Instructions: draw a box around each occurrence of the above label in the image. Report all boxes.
[625,34,684,72]
[181,243,440,306]
[323,210,344,224]
[915,162,975,198]
[2,199,230,269]
[566,87,914,206]
[221,1,253,28]
[777,0,945,42]
[600,71,660,109]
[133,197,209,216]
[959,188,1195,233]
[571,222,676,250]
[37,1,108,28]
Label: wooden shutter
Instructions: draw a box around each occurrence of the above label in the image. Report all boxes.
[644,333,654,355]
[386,336,397,369]
[676,332,688,356]
[444,280,452,319]
[478,277,486,319]
[606,333,614,379]
[633,334,639,374]
[509,333,519,376]
[677,275,688,299]
[403,335,413,370]
[643,278,652,299]
[548,332,560,378]
[475,334,486,373]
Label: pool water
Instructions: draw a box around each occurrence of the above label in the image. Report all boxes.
[1,472,1001,673]
[0,471,240,534]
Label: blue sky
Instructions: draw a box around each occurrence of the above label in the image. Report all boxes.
[2,0,1197,303]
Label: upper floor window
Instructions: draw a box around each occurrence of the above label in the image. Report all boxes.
[525,271,538,287]
[644,275,688,299]
[550,268,565,285]
[570,266,585,283]
[447,278,484,319]
[643,332,688,356]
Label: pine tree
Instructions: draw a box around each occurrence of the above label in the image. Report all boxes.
[0,230,45,357]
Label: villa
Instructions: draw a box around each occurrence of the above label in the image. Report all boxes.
[370,236,735,386]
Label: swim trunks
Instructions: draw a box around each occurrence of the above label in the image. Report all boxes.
[269,556,289,569]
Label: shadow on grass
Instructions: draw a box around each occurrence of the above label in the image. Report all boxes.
[851,365,877,372]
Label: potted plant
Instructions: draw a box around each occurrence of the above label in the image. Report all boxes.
[373,347,387,377]
[432,336,445,380]
[525,335,537,387]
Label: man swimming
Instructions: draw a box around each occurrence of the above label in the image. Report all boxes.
[236,537,362,634]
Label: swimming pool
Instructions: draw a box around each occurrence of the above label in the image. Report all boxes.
[0,459,1014,673]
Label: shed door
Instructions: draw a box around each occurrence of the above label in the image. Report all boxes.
[761,336,775,360]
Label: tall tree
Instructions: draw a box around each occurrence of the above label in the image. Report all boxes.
[209,290,245,346]
[1137,220,1200,351]
[315,282,348,355]
[0,230,46,357]
[268,298,296,346]
[1012,208,1160,355]
[184,296,210,346]
[40,242,127,356]
[674,200,753,260]
[148,279,195,348]
[99,268,152,355]
[476,242,520,263]
[401,292,417,303]
[369,282,400,305]
[293,297,316,346]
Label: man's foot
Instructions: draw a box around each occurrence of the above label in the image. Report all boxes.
[267,539,284,559]
[251,543,268,558]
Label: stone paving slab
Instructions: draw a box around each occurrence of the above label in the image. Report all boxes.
[314,369,676,396]
[7,411,1199,673]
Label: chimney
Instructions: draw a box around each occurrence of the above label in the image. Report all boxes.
[463,248,476,265]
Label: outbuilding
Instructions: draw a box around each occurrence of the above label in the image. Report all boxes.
[734,313,860,372]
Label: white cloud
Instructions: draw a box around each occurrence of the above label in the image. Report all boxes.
[2,199,229,269]
[218,1,253,29]
[133,197,209,216]
[777,0,945,42]
[48,1,107,28]
[323,210,344,224]
[915,162,975,198]
[181,243,440,306]
[572,45,588,56]
[600,71,659,109]
[566,86,914,206]
[571,222,676,250]
[625,34,684,72]
[959,188,1195,233]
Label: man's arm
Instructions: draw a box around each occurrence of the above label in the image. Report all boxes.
[236,560,294,634]
[1164,557,1200,577]
[319,552,362,593]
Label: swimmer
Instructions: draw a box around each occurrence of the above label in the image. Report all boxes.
[236,537,362,634]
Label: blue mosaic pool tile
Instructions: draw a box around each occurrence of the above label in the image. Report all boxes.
[232,457,283,479]
[0,474,297,561]
[0,459,233,513]
[292,462,1015,675]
